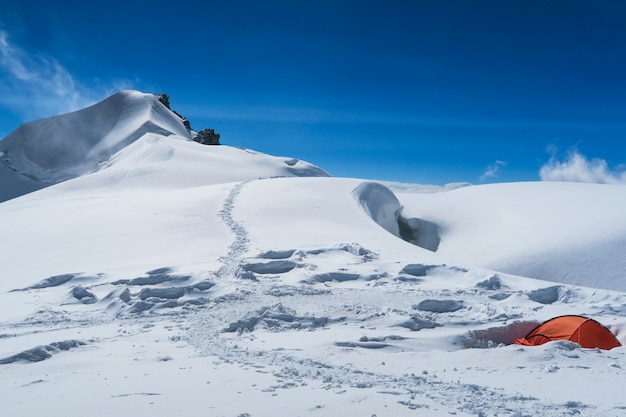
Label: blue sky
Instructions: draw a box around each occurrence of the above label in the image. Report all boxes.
[1,0,626,185]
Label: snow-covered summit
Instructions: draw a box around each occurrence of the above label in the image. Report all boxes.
[0,90,329,202]
[1,91,188,179]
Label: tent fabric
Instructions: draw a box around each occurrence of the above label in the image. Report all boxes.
[514,315,622,350]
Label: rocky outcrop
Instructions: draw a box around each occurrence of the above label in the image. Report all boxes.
[193,128,221,145]
[156,93,171,109]
[156,93,191,129]
[156,93,220,144]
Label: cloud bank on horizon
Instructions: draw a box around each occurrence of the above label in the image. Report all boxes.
[0,30,133,123]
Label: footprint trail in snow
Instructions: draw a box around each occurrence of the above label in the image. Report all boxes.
[216,180,251,279]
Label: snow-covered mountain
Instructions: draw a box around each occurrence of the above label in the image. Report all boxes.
[1,91,626,416]
[0,90,328,202]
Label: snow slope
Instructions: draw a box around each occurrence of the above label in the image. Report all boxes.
[1,92,625,417]
[397,182,626,291]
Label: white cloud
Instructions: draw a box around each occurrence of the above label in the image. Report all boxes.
[539,150,626,184]
[0,30,134,123]
[480,160,507,181]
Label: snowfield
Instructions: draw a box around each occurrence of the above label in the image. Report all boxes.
[1,91,626,416]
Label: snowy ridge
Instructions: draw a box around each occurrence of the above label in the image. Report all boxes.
[0,92,625,416]
[0,91,189,182]
[0,90,329,202]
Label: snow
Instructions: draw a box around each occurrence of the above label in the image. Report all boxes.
[0,90,327,202]
[397,182,626,291]
[1,91,626,416]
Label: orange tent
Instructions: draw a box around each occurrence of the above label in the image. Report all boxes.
[514,315,621,350]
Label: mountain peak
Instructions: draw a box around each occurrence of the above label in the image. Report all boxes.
[0,90,329,202]
[0,90,192,200]
[1,90,192,175]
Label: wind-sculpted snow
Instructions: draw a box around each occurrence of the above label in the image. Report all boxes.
[353,181,441,251]
[397,316,443,331]
[257,249,296,259]
[240,260,298,274]
[527,286,562,305]
[71,286,98,304]
[475,274,503,290]
[111,268,191,286]
[224,303,335,333]
[12,273,77,291]
[0,91,190,195]
[400,263,439,277]
[304,243,377,259]
[107,272,215,315]
[414,299,465,313]
[307,272,361,283]
[352,181,402,237]
[7,266,217,316]
[0,340,86,364]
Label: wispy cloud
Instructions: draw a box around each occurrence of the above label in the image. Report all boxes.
[0,30,134,124]
[539,149,626,184]
[480,160,507,181]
